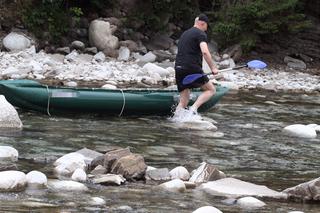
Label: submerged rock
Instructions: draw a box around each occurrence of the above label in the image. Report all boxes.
[48,179,88,191]
[192,206,223,213]
[200,177,287,199]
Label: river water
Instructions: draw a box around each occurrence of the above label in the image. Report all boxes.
[0,91,319,212]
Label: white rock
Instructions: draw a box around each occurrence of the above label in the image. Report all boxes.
[307,124,320,132]
[159,179,186,193]
[71,168,87,182]
[53,152,86,176]
[48,179,88,191]
[3,32,32,51]
[142,63,170,77]
[89,20,119,51]
[0,95,23,129]
[93,52,106,62]
[201,178,287,198]
[283,124,317,139]
[101,84,117,89]
[65,81,78,87]
[2,67,20,76]
[134,51,156,63]
[88,197,106,206]
[192,206,223,213]
[237,196,266,208]
[118,46,130,61]
[169,166,190,181]
[26,171,47,187]
[288,211,304,213]
[0,171,27,191]
[146,166,157,172]
[0,146,18,161]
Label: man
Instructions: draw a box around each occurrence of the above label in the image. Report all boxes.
[174,14,218,115]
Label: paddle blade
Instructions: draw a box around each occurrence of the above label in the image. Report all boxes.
[247,60,267,69]
[182,73,205,85]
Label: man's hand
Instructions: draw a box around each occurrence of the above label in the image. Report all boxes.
[211,67,219,75]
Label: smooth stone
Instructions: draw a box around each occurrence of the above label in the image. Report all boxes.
[48,179,88,191]
[71,168,87,182]
[283,124,317,138]
[159,179,186,193]
[0,170,27,191]
[88,197,106,206]
[26,171,47,187]
[192,206,223,213]
[236,196,266,208]
[169,166,190,181]
[0,146,18,161]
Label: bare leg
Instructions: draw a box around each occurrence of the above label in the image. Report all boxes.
[176,89,190,109]
[191,82,215,111]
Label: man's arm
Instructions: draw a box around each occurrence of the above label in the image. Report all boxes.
[200,42,218,74]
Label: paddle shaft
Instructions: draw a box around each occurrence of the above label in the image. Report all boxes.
[204,64,248,76]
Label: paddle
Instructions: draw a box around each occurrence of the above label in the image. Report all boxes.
[182,60,267,85]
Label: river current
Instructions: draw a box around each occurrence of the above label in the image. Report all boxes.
[0,91,319,212]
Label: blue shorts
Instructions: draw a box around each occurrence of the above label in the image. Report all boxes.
[175,67,209,92]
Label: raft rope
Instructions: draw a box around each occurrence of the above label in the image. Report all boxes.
[45,85,51,116]
[119,89,126,117]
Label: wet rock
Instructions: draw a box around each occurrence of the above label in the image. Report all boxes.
[192,206,223,213]
[103,147,131,171]
[91,165,107,175]
[53,152,87,177]
[184,181,196,189]
[3,32,32,51]
[92,174,125,185]
[71,168,87,182]
[84,47,98,55]
[88,197,106,206]
[48,179,88,191]
[169,166,190,181]
[26,171,47,188]
[0,96,23,129]
[21,201,58,208]
[0,146,18,161]
[0,171,27,192]
[283,177,320,201]
[0,162,18,171]
[111,154,147,180]
[283,124,317,138]
[145,168,171,181]
[189,162,223,184]
[76,147,103,166]
[236,196,266,208]
[201,177,287,198]
[159,179,186,193]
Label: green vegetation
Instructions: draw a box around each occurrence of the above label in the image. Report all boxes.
[17,0,312,50]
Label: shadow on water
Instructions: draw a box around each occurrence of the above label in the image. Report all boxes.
[0,91,320,212]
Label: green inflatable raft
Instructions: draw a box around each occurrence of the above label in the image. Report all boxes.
[0,79,228,116]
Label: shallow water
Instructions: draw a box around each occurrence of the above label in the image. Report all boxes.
[0,91,320,212]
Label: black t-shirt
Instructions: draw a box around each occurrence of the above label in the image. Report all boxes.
[175,27,207,71]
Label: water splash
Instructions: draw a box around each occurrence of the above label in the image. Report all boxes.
[169,107,203,123]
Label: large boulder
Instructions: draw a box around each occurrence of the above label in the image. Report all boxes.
[0,171,27,192]
[89,19,119,51]
[283,177,320,201]
[0,95,23,129]
[3,32,32,51]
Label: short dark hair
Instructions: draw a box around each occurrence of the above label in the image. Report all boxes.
[197,14,209,24]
